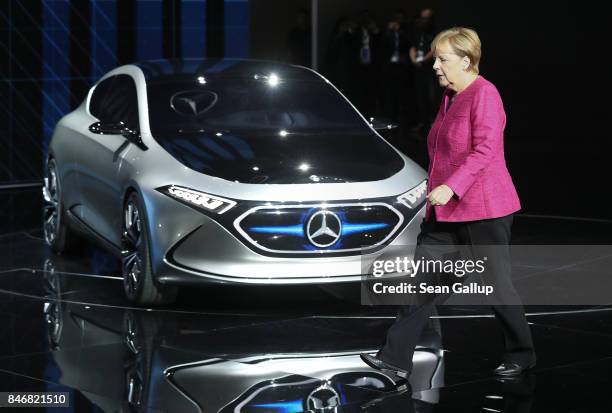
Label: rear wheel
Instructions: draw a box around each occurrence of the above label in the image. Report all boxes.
[122,192,177,305]
[43,159,79,254]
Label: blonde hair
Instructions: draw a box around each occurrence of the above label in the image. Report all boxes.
[431,27,481,73]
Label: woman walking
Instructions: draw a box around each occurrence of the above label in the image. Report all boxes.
[361,27,536,383]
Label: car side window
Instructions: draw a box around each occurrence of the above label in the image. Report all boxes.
[89,76,114,120]
[89,75,140,131]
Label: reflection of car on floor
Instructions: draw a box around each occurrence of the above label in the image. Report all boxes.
[42,257,444,412]
[168,351,443,412]
[43,58,427,305]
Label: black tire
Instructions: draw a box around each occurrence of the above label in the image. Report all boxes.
[43,158,80,254]
[122,192,177,305]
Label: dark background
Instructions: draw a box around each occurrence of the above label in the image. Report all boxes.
[1,0,606,219]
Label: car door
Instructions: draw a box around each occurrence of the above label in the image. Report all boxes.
[79,74,140,247]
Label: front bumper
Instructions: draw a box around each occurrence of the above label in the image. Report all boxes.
[156,205,425,286]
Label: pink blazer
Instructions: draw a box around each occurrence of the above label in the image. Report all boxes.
[425,76,521,222]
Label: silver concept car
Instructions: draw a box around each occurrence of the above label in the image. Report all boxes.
[43,59,427,304]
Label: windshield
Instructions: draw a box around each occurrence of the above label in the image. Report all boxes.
[146,77,369,135]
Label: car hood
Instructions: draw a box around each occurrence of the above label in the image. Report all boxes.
[154,131,405,184]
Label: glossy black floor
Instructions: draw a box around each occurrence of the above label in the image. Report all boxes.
[1,187,612,412]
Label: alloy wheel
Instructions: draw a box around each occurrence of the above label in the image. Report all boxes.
[43,162,59,245]
[122,201,143,298]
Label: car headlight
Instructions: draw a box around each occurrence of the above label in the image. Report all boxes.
[397,180,427,209]
[159,185,236,214]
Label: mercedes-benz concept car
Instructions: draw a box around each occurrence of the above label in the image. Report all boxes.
[43,59,427,304]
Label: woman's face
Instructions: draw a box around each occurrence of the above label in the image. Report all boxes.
[432,41,469,90]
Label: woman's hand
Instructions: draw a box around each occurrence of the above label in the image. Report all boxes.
[427,184,454,206]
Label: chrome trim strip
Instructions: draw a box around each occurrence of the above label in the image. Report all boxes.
[233,202,405,255]
[161,257,366,284]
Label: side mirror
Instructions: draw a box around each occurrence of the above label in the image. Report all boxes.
[121,127,148,151]
[89,121,124,135]
[369,117,399,131]
[89,121,147,150]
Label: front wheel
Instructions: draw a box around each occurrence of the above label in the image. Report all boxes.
[121,192,177,305]
[43,159,80,254]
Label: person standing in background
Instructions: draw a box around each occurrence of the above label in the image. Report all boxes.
[325,16,356,96]
[380,17,411,124]
[410,8,440,134]
[287,9,311,67]
[350,10,381,117]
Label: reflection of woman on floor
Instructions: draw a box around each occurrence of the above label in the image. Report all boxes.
[361,27,536,383]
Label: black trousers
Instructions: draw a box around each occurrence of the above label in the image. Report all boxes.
[378,213,536,372]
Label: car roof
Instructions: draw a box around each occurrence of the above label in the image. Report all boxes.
[134,58,322,83]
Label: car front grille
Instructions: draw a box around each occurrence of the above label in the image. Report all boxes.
[233,202,405,255]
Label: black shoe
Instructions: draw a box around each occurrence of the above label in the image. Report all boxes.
[493,362,535,377]
[360,353,410,383]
